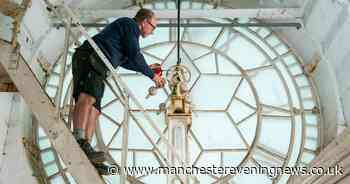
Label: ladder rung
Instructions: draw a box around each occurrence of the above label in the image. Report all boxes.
[293,73,304,78]
[46,84,58,89]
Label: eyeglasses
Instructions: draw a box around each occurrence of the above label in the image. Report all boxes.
[146,20,156,32]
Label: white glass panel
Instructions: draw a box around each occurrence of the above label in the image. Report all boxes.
[251,69,288,106]
[132,112,167,144]
[99,115,119,144]
[302,152,315,163]
[194,52,216,73]
[228,99,256,123]
[191,75,241,110]
[192,112,246,149]
[275,44,289,55]
[188,132,202,165]
[184,25,221,46]
[289,65,303,76]
[257,28,271,38]
[39,138,51,150]
[235,27,276,59]
[304,113,318,126]
[288,115,303,168]
[304,138,318,150]
[217,55,241,75]
[182,43,211,60]
[266,35,281,47]
[45,163,59,176]
[143,43,175,60]
[223,151,247,167]
[220,35,266,70]
[45,86,57,98]
[47,75,59,86]
[237,114,258,145]
[66,172,77,184]
[259,116,292,155]
[235,79,257,108]
[303,100,316,109]
[305,126,318,138]
[135,152,159,168]
[275,61,301,108]
[41,151,55,164]
[102,100,124,123]
[50,175,64,184]
[101,83,118,107]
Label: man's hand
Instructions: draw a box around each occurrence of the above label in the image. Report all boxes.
[153,74,165,88]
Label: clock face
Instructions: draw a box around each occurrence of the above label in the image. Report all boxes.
[40,2,321,184]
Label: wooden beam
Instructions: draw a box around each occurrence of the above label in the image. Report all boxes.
[0,40,104,184]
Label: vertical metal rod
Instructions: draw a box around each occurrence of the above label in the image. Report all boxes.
[176,0,181,65]
[56,18,71,118]
[120,95,129,184]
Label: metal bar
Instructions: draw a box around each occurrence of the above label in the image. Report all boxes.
[177,0,181,65]
[120,95,130,184]
[56,19,71,117]
[54,22,302,28]
[75,8,302,19]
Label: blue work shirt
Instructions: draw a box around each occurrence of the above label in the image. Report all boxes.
[80,17,154,79]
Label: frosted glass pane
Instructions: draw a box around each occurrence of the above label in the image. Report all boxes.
[41,151,55,164]
[143,43,175,60]
[194,53,216,73]
[217,55,241,75]
[188,132,202,165]
[135,152,159,168]
[50,175,64,184]
[102,100,124,123]
[228,99,256,123]
[275,62,300,108]
[223,151,247,167]
[259,116,292,155]
[39,138,51,150]
[288,115,303,168]
[237,114,258,146]
[266,35,281,47]
[47,75,59,86]
[184,25,221,46]
[45,163,59,176]
[192,112,246,149]
[235,27,276,59]
[191,75,241,110]
[132,112,167,144]
[251,69,288,106]
[99,115,119,144]
[218,36,267,70]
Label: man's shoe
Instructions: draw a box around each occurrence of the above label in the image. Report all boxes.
[77,139,107,164]
[93,163,111,175]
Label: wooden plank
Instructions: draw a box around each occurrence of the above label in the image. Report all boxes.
[0,40,104,184]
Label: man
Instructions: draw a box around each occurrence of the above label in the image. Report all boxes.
[71,8,165,175]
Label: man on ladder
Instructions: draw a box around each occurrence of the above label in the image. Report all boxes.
[71,8,165,175]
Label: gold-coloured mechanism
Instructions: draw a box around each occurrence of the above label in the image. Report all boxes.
[165,64,193,184]
[166,64,192,127]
